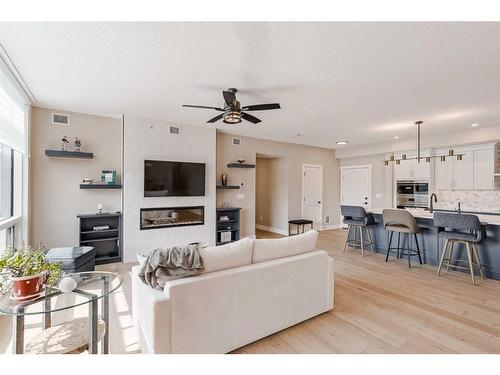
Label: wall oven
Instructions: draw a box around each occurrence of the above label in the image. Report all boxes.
[396,180,429,209]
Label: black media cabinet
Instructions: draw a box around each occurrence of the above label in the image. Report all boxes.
[78,212,122,265]
[216,208,241,246]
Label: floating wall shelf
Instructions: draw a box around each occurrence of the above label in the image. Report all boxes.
[45,149,94,159]
[216,185,240,190]
[227,163,255,168]
[80,184,122,190]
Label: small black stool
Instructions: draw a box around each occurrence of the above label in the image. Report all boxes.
[46,246,96,273]
[288,219,314,236]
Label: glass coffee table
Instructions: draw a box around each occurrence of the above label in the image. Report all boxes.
[0,271,122,354]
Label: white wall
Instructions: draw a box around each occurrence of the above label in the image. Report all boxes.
[123,118,216,263]
[30,107,122,248]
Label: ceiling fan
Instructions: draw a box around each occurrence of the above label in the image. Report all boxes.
[182,88,281,124]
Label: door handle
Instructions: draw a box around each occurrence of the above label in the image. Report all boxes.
[317,201,321,204]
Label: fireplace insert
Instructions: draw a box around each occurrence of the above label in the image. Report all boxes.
[140,206,204,230]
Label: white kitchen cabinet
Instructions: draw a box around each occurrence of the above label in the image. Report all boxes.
[393,151,430,181]
[474,148,495,190]
[454,151,474,190]
[434,145,496,190]
[435,156,454,189]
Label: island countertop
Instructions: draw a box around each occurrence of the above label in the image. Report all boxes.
[369,208,500,226]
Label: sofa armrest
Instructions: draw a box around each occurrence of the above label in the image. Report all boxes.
[131,265,172,354]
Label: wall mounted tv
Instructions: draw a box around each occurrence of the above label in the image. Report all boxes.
[144,160,206,197]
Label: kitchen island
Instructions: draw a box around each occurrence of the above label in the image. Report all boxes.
[361,208,500,281]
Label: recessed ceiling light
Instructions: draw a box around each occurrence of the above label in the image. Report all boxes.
[336,140,348,145]
[471,123,479,127]
[394,136,400,139]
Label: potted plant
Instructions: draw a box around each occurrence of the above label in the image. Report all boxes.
[0,244,62,301]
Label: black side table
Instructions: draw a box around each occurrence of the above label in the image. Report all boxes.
[288,219,314,236]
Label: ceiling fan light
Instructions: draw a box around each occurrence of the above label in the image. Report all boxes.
[223,111,241,124]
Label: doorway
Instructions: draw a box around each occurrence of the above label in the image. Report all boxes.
[340,165,371,227]
[301,164,323,230]
[255,154,288,236]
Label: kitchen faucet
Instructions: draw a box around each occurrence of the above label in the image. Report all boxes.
[429,193,438,213]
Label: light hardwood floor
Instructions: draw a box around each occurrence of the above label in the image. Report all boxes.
[2,228,500,354]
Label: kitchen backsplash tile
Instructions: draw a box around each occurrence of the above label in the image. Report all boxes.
[436,190,500,213]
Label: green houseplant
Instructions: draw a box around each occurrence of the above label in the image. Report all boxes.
[0,244,62,300]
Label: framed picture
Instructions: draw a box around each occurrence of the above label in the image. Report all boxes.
[101,170,117,185]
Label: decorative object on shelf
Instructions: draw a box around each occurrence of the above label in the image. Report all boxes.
[93,225,110,231]
[219,215,230,222]
[74,137,82,152]
[101,170,117,185]
[171,211,179,220]
[0,244,62,301]
[237,159,245,164]
[61,136,69,151]
[98,203,103,214]
[221,173,228,186]
[82,178,93,185]
[58,276,77,293]
[384,121,465,166]
[220,231,232,243]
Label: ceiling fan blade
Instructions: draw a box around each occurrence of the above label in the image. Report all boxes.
[242,103,281,111]
[207,114,224,123]
[183,104,224,111]
[241,112,261,124]
[223,90,237,106]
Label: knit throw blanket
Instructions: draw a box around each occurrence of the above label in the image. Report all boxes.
[138,245,205,290]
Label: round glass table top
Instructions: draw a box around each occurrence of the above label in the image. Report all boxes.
[0,271,122,316]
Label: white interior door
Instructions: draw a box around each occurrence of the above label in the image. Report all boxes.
[302,165,323,230]
[341,166,370,227]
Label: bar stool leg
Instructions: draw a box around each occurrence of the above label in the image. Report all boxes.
[472,243,484,278]
[437,239,449,276]
[366,227,375,253]
[385,231,393,262]
[407,233,411,268]
[414,233,422,265]
[343,225,351,253]
[447,242,454,271]
[353,226,358,248]
[465,242,476,285]
[397,233,401,259]
[360,226,365,256]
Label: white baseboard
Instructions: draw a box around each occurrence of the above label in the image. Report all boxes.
[320,224,342,231]
[255,224,289,236]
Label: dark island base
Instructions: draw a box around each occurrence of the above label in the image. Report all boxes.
[347,213,500,281]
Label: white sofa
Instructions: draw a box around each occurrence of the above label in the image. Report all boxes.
[131,230,334,354]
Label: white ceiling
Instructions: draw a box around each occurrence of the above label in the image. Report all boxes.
[1,22,499,149]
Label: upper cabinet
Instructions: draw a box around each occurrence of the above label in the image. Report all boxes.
[473,148,495,190]
[434,144,496,190]
[393,150,431,181]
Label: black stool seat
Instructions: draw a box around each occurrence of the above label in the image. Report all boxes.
[288,219,313,225]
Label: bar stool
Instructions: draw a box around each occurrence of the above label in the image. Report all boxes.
[341,205,375,256]
[382,209,422,268]
[434,212,485,285]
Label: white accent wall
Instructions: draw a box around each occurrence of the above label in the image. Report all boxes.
[123,118,216,263]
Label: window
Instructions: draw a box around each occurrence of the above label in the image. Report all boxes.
[0,60,30,254]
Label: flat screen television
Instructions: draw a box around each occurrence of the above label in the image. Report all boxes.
[144,160,206,197]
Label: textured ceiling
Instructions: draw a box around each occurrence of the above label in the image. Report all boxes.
[1,22,499,149]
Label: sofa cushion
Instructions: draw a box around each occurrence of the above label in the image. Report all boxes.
[199,237,253,273]
[252,230,319,263]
